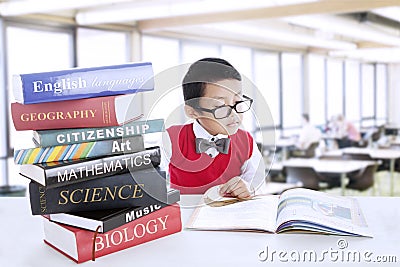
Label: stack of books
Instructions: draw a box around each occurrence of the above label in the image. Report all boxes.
[10,62,182,263]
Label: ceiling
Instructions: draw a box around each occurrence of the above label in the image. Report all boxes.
[1,0,400,63]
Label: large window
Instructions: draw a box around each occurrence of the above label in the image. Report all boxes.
[142,35,182,125]
[221,45,253,131]
[281,53,303,136]
[181,41,220,63]
[361,64,375,127]
[376,64,388,124]
[253,51,280,145]
[6,25,73,186]
[221,45,252,79]
[253,51,280,127]
[344,60,361,123]
[77,28,128,67]
[142,35,180,75]
[308,54,326,126]
[326,59,344,119]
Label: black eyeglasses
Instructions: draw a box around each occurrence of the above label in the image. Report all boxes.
[196,95,253,119]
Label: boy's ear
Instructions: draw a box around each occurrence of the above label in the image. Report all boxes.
[184,105,199,119]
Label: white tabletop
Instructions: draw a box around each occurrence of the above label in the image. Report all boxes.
[341,147,400,160]
[280,158,375,174]
[322,147,400,160]
[1,196,400,267]
[276,138,296,148]
[321,149,345,157]
[390,140,400,146]
[321,133,346,140]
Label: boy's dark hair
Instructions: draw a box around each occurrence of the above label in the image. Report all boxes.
[182,57,241,107]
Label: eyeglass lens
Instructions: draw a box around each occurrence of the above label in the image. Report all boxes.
[214,100,252,119]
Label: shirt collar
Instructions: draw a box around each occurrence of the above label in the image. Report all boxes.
[193,120,229,158]
[193,120,228,140]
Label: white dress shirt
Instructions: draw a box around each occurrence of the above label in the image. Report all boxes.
[296,123,322,149]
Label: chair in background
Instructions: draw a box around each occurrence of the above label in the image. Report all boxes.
[360,126,384,148]
[342,153,381,194]
[290,142,319,158]
[342,153,374,161]
[318,154,343,160]
[285,166,326,190]
[266,161,286,183]
[336,138,354,149]
[372,127,383,143]
[316,157,344,189]
[342,153,386,171]
[356,135,370,148]
[384,127,398,137]
[346,164,378,194]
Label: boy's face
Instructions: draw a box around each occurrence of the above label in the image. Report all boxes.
[190,79,244,136]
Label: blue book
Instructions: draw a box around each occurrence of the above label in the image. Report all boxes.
[13,62,154,104]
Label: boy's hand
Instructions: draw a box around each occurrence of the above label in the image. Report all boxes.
[219,176,252,199]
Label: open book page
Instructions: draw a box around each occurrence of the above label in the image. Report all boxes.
[275,188,372,237]
[186,186,279,232]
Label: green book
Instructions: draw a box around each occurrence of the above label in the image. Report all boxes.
[32,119,164,147]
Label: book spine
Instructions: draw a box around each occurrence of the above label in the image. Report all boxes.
[34,119,165,146]
[14,136,144,164]
[44,204,181,263]
[14,62,154,104]
[44,147,161,188]
[29,168,168,215]
[103,202,169,233]
[11,94,143,131]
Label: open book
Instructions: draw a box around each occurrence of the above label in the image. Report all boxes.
[186,187,372,237]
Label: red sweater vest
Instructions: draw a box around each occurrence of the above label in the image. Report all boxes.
[167,123,253,194]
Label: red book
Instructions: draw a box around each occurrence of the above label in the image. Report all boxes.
[43,204,181,263]
[11,94,143,130]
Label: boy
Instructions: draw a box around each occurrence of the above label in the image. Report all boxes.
[164,58,265,198]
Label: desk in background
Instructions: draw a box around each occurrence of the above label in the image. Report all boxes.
[1,196,400,267]
[329,147,400,196]
[281,158,375,195]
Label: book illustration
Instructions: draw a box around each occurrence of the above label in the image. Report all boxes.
[316,201,351,219]
[14,136,144,164]
[33,118,165,146]
[276,189,368,231]
[11,94,143,130]
[43,204,182,263]
[13,62,154,104]
[29,167,168,215]
[277,197,352,220]
[19,146,161,188]
[186,188,372,237]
